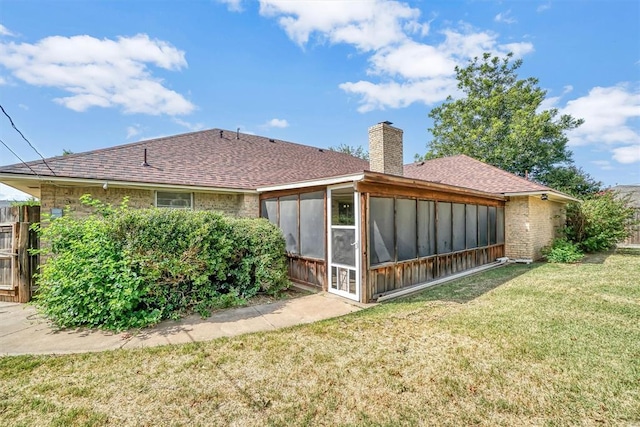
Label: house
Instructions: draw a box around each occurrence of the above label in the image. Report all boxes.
[0,122,576,303]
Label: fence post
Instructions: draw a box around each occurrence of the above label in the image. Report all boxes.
[17,222,31,303]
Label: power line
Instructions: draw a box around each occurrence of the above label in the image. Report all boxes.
[0,103,56,176]
[0,136,42,180]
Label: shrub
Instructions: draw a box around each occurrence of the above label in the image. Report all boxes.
[33,210,156,330]
[565,191,637,253]
[542,238,584,263]
[34,196,289,330]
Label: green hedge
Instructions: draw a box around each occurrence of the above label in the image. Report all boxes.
[565,191,637,253]
[34,196,289,330]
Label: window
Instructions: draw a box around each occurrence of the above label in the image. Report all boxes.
[300,191,325,259]
[156,191,193,209]
[279,195,299,254]
[418,200,435,257]
[478,205,488,247]
[452,203,466,252]
[465,204,478,249]
[261,191,325,259]
[397,199,417,261]
[437,202,452,254]
[369,197,395,265]
[261,198,278,225]
[332,191,355,225]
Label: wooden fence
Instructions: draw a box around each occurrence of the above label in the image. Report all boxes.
[0,205,40,303]
[621,209,640,246]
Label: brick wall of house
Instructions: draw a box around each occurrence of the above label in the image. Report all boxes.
[40,184,259,218]
[194,192,259,217]
[504,195,565,260]
[368,122,404,176]
[504,196,531,259]
[528,197,565,260]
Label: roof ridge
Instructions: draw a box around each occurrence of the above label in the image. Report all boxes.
[3,127,370,169]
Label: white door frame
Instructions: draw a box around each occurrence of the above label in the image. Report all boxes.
[327,184,361,301]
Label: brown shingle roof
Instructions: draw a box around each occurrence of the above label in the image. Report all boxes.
[403,154,552,194]
[0,129,370,190]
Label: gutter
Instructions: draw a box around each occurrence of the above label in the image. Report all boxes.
[0,172,258,194]
[376,258,509,302]
[504,190,579,203]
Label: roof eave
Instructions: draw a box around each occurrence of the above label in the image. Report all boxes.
[504,190,579,203]
[0,173,257,194]
[256,172,366,193]
[362,171,506,201]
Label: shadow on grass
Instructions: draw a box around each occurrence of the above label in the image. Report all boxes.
[384,262,541,306]
[581,250,616,264]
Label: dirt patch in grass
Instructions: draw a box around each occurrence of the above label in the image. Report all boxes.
[1,255,639,426]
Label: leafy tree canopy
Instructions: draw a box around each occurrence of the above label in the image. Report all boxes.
[424,53,584,183]
[536,165,602,198]
[328,143,369,161]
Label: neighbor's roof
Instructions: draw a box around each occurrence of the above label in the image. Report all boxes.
[611,185,640,207]
[404,155,558,195]
[0,129,370,190]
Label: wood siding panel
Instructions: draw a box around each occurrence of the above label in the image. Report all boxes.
[287,255,326,289]
[367,244,505,300]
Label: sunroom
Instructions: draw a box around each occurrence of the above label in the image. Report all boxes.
[258,171,506,303]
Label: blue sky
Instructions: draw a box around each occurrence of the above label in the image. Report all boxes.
[0,0,638,200]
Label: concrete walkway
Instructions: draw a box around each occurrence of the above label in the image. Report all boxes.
[0,293,365,356]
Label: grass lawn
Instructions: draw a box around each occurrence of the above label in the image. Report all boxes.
[1,254,639,426]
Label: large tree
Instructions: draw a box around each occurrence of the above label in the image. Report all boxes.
[328,143,369,160]
[536,165,602,198]
[424,53,584,181]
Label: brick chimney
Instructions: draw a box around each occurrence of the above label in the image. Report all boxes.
[368,121,403,176]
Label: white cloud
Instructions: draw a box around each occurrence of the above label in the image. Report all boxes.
[612,145,640,164]
[126,124,142,139]
[0,75,6,85]
[340,78,458,113]
[368,41,457,79]
[562,84,640,147]
[342,27,532,112]
[0,24,15,37]
[550,83,640,165]
[495,10,517,25]
[0,34,195,115]
[591,160,614,170]
[539,85,574,111]
[537,3,551,13]
[256,0,534,112]
[217,0,243,12]
[264,118,289,128]
[259,0,418,51]
[173,117,205,131]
